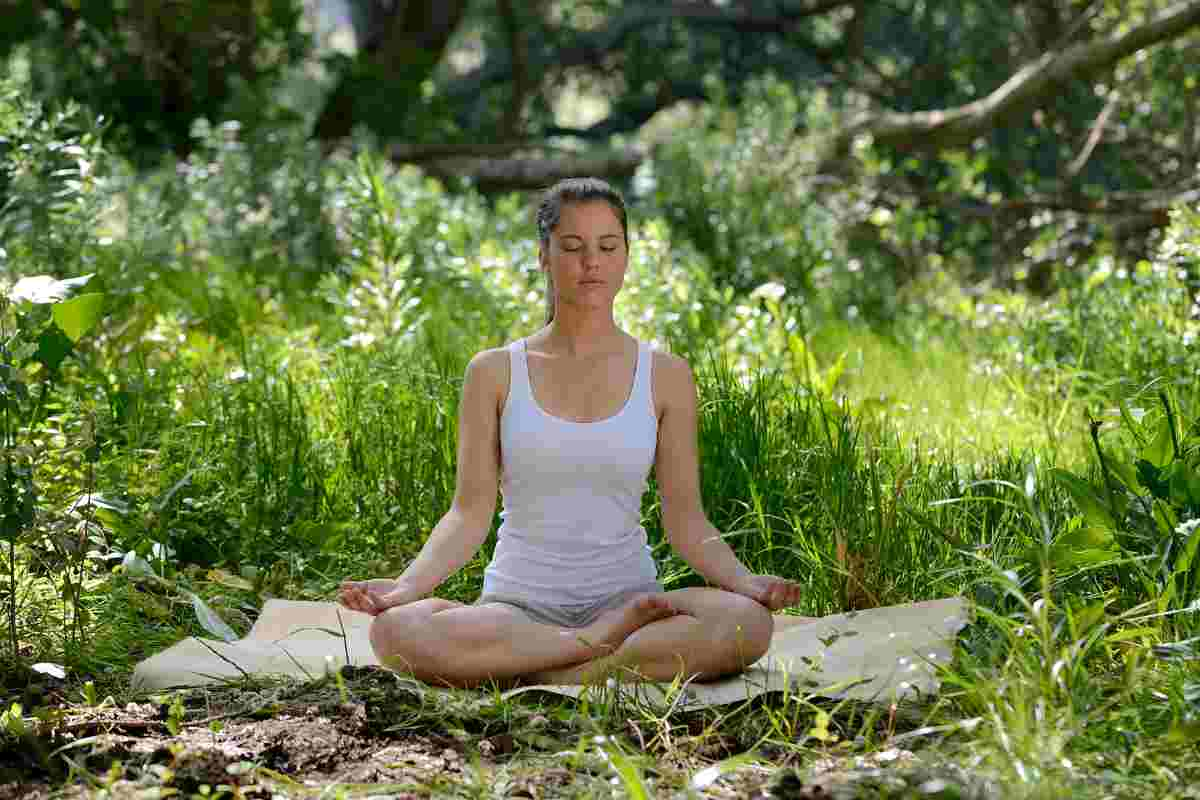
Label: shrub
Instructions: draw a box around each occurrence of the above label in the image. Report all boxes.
[650,77,840,301]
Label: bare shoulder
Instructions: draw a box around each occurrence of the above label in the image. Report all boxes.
[651,349,697,413]
[463,347,510,408]
[467,346,510,377]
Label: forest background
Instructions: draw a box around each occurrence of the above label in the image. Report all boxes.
[1,1,1200,797]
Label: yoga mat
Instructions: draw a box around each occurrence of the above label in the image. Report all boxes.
[131,597,969,707]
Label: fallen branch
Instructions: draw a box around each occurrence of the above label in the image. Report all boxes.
[411,150,646,193]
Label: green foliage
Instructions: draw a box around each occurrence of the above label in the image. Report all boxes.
[651,78,839,298]
[323,151,520,354]
[3,30,1200,796]
[1041,388,1200,632]
[0,83,109,281]
[0,1,313,160]
[0,273,107,667]
[143,117,340,294]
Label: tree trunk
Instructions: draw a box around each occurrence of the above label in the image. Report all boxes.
[313,0,468,143]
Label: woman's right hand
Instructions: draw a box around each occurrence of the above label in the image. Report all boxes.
[337,578,415,616]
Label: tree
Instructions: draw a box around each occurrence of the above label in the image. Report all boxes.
[4,0,1198,289]
[312,0,470,143]
[0,1,311,160]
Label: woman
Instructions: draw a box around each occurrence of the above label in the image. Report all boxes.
[338,177,802,688]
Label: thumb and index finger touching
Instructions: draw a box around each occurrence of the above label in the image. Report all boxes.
[337,581,380,614]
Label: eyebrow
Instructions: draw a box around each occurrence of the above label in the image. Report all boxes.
[560,233,622,241]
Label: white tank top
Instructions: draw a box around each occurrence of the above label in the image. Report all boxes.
[481,337,660,605]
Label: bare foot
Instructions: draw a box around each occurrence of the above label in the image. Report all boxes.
[575,593,678,657]
[522,595,679,686]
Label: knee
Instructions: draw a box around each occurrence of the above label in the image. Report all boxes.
[369,602,440,672]
[368,599,465,677]
[721,595,774,666]
[369,606,412,664]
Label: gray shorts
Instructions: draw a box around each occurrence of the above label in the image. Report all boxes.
[476,581,665,629]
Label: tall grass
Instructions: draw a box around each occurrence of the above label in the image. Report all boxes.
[102,334,1063,621]
[3,73,1200,798]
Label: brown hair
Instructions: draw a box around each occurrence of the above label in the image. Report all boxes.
[535,177,629,324]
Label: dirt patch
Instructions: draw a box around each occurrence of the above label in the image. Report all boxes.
[1,668,586,798]
[1,667,985,798]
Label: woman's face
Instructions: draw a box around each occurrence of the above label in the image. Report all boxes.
[541,200,628,316]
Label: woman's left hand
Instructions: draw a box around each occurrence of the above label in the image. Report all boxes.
[732,574,803,611]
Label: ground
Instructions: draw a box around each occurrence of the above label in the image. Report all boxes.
[0,667,1014,799]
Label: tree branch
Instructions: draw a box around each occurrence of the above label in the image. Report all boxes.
[415,150,645,193]
[881,170,1200,221]
[1066,89,1120,178]
[389,141,547,162]
[444,0,855,100]
[824,0,1200,161]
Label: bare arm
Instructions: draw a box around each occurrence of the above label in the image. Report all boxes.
[340,349,505,613]
[654,354,751,590]
[653,353,801,611]
[392,350,504,597]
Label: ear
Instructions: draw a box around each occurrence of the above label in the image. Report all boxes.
[538,246,549,273]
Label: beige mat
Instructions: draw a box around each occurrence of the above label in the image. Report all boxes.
[132,597,969,708]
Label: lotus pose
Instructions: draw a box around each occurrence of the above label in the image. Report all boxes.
[338,177,802,688]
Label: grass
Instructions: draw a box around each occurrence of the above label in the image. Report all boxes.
[1,107,1199,796]
[810,318,1093,467]
[5,327,1194,797]
[6,285,1200,797]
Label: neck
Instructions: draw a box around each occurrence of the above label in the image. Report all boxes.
[542,308,625,357]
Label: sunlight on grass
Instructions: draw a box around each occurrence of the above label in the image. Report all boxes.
[812,321,1090,467]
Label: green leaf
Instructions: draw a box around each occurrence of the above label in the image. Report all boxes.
[1137,459,1170,500]
[1069,600,1108,639]
[1118,401,1147,448]
[599,744,651,800]
[1162,460,1200,508]
[184,591,238,642]
[34,325,74,373]
[1106,627,1158,644]
[1050,469,1116,531]
[819,351,847,398]
[1143,415,1175,469]
[206,569,255,592]
[1046,523,1118,569]
[1166,720,1200,744]
[51,292,105,342]
[1102,453,1139,493]
[1153,500,1178,539]
[1170,520,1200,604]
[1188,467,1200,508]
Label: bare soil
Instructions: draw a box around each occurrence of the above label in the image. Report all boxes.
[0,667,994,799]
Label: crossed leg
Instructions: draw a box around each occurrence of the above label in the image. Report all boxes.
[366,588,774,688]
[524,587,774,685]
